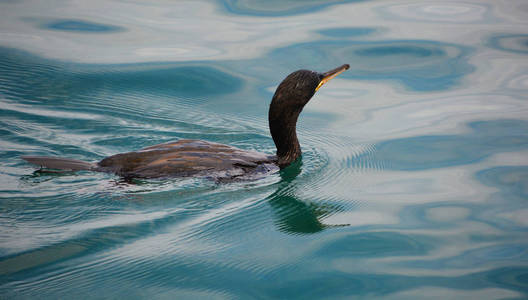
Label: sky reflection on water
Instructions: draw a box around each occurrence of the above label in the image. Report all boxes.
[0,0,527,299]
[42,19,125,33]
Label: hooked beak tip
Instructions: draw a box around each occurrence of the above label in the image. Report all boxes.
[316,64,350,92]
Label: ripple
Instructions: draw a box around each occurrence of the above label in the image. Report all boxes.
[503,72,528,91]
[1,1,528,297]
[0,47,243,104]
[251,129,360,234]
[315,231,432,258]
[426,206,471,223]
[386,287,522,299]
[263,129,383,234]
[356,45,442,57]
[0,46,254,170]
[473,166,528,231]
[270,40,474,91]
[64,65,244,102]
[364,119,528,171]
[487,34,528,54]
[477,166,528,200]
[0,100,101,120]
[135,46,221,58]
[219,0,365,17]
[40,19,125,33]
[317,27,377,38]
[376,2,493,23]
[302,132,383,195]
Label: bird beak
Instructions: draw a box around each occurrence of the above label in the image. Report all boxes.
[315,64,350,92]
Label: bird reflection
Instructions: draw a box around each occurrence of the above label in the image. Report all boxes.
[22,156,346,235]
[268,159,346,234]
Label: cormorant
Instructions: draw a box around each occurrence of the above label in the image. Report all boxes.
[22,64,349,180]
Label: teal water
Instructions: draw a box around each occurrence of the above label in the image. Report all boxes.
[1,0,528,299]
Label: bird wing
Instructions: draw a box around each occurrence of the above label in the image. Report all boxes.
[97,139,276,178]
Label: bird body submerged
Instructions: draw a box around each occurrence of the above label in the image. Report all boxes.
[22,64,349,180]
[23,139,278,180]
[98,139,277,179]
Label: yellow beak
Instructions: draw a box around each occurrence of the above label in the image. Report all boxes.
[315,64,350,92]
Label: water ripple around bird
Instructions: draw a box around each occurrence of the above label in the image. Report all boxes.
[1,0,528,299]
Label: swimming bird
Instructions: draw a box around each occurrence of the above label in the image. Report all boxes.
[22,64,349,180]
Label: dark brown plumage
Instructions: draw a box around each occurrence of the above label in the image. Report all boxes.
[22,64,349,180]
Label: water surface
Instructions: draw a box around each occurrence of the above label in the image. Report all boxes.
[1,0,527,299]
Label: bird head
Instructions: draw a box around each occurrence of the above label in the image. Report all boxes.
[270,64,350,111]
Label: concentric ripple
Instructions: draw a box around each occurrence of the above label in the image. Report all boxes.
[487,34,528,54]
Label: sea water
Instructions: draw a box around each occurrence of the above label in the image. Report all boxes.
[1,0,527,298]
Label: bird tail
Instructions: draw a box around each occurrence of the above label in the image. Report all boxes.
[21,156,95,171]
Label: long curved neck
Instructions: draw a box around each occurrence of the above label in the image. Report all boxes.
[269,98,303,168]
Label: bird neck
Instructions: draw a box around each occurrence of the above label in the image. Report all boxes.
[268,101,302,169]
